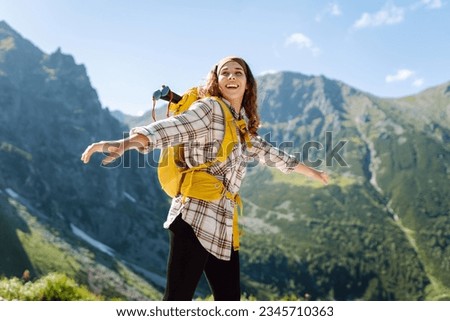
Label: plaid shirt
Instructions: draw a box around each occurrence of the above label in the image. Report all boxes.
[130,98,299,260]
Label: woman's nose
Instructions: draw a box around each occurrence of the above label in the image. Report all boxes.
[228,73,236,79]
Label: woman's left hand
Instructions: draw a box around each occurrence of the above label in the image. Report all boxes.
[293,164,330,185]
[312,169,329,185]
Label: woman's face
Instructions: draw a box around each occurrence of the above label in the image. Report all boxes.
[218,61,247,107]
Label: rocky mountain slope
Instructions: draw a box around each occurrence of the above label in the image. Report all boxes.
[0,21,169,299]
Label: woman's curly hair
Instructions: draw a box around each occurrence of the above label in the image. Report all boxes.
[198,57,260,136]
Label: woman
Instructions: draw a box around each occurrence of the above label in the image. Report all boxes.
[81,56,329,300]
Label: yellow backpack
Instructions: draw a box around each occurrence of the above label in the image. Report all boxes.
[152,86,251,250]
[153,86,248,197]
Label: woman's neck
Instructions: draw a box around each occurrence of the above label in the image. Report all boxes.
[228,98,243,114]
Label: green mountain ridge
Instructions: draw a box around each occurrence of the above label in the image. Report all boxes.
[236,75,450,300]
[0,20,170,300]
[0,189,162,300]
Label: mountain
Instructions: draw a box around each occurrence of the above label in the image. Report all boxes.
[238,73,450,300]
[1,20,449,300]
[0,21,170,299]
[111,105,170,128]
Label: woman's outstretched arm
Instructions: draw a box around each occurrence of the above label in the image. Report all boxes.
[246,135,329,185]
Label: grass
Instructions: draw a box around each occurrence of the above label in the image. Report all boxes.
[0,142,32,161]
[0,36,15,51]
[2,195,163,300]
[0,273,100,301]
[11,199,81,278]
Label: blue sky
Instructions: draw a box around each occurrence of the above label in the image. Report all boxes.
[1,0,449,115]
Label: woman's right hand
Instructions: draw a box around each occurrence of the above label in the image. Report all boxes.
[81,134,151,165]
[81,140,125,165]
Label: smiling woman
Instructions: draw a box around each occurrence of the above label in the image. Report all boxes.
[218,61,247,109]
[197,56,259,136]
[81,56,329,301]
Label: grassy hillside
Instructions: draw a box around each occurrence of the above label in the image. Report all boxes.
[240,167,440,300]
[235,78,450,300]
[0,192,163,300]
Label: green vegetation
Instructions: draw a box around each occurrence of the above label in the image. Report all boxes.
[0,194,163,301]
[0,141,32,161]
[0,36,15,51]
[0,273,100,301]
[235,82,450,300]
[15,209,82,279]
[240,168,430,300]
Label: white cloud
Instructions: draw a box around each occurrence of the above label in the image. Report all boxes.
[385,69,415,83]
[421,0,443,9]
[353,4,405,29]
[385,69,425,87]
[412,78,425,87]
[410,0,444,10]
[259,70,279,76]
[316,2,342,22]
[329,3,342,16]
[285,33,321,56]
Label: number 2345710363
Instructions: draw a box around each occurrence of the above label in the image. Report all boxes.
[258,305,334,317]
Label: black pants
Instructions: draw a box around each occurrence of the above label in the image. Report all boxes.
[163,215,240,301]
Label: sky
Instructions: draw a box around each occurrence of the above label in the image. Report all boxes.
[0,0,449,116]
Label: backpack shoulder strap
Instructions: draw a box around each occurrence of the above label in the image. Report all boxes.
[210,97,241,162]
[212,97,252,149]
